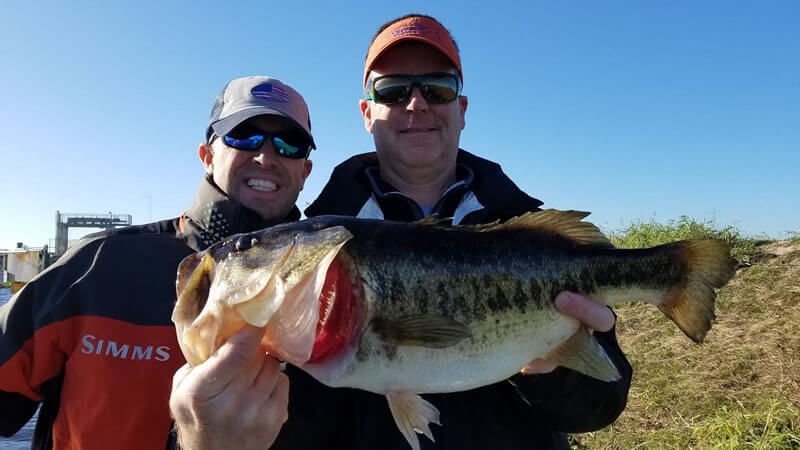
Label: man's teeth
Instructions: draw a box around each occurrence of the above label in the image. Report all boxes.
[247,179,277,192]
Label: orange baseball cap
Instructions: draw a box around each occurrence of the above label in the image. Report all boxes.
[363,16,463,88]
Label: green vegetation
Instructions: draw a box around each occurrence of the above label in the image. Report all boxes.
[1,281,26,293]
[606,215,768,266]
[570,218,800,449]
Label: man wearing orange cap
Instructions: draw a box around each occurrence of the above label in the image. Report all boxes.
[302,13,633,449]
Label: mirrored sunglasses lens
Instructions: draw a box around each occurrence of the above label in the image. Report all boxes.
[422,77,459,103]
[223,134,264,150]
[273,137,307,159]
[373,78,411,104]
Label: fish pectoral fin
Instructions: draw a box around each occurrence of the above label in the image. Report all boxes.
[373,315,471,348]
[543,326,621,382]
[386,392,441,450]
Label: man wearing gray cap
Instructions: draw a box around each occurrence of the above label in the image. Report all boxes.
[0,75,313,449]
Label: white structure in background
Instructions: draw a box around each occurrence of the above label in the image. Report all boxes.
[0,244,47,282]
[1,211,133,282]
[54,211,132,259]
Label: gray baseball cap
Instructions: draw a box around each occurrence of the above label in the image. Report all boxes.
[206,76,316,149]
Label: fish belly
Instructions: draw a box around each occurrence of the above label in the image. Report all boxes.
[329,309,579,394]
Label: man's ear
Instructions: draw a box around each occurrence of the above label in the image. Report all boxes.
[198,143,214,175]
[459,95,468,130]
[299,159,313,190]
[359,99,374,134]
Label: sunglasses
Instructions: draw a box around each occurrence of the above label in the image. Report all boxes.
[366,72,461,105]
[221,124,312,159]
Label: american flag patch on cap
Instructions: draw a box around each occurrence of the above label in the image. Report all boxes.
[251,83,290,103]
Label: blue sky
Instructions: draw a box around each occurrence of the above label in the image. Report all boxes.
[1,1,798,250]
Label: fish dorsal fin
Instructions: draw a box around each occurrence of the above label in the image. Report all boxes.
[414,215,502,231]
[483,209,614,247]
[415,216,451,226]
[373,314,471,348]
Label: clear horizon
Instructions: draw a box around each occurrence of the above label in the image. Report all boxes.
[1,1,798,250]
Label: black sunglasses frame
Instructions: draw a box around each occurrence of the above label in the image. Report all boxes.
[366,72,462,105]
[218,126,312,160]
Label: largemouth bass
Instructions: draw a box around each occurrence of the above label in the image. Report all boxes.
[172,210,736,450]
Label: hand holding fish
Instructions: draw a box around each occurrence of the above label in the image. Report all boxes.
[169,325,289,450]
[521,291,616,374]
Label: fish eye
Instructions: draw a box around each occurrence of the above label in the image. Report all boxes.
[235,235,255,251]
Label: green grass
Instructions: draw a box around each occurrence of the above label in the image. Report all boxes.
[1,281,26,292]
[605,215,768,266]
[570,217,800,450]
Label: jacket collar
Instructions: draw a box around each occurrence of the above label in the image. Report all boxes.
[362,164,474,201]
[305,149,542,220]
[362,163,475,220]
[182,175,300,250]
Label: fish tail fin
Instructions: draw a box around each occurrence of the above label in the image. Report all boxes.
[659,240,736,343]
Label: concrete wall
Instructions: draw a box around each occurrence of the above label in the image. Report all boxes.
[1,250,42,282]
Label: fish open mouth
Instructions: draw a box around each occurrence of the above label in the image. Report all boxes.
[172,225,353,367]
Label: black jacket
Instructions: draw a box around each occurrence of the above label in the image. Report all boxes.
[274,150,633,449]
[0,176,298,450]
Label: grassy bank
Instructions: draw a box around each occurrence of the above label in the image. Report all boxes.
[570,217,800,449]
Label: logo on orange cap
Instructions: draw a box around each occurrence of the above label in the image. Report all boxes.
[363,16,463,88]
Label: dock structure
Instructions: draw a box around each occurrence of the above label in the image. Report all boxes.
[1,245,46,283]
[54,211,133,259]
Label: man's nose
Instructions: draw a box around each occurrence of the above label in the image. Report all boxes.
[406,86,430,112]
[251,140,279,166]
